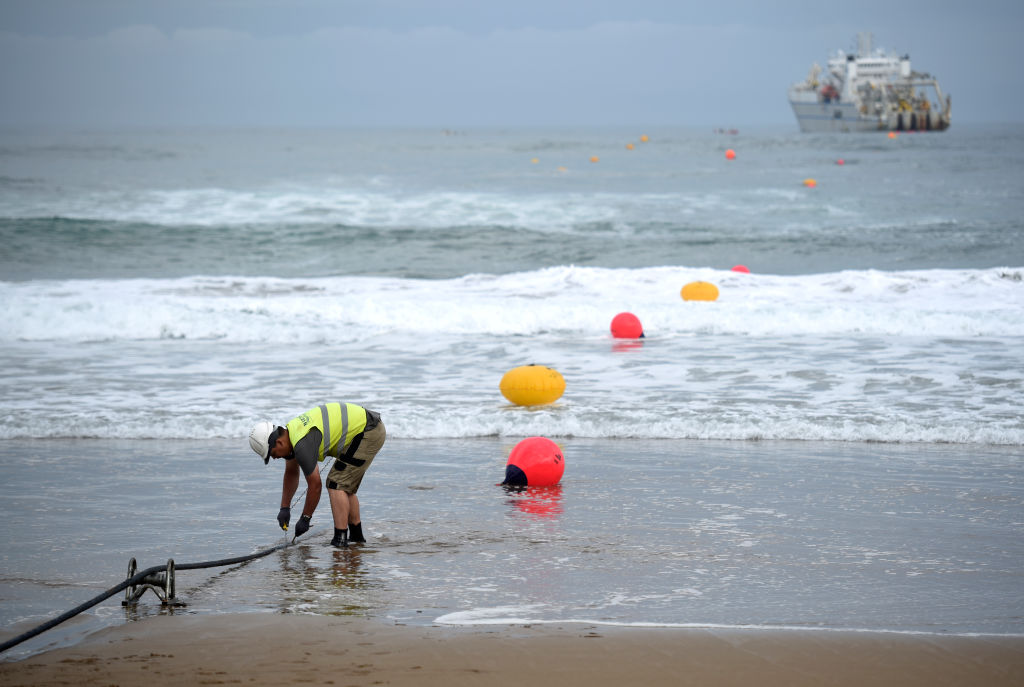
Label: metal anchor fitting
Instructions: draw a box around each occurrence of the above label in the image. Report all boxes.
[122,557,181,606]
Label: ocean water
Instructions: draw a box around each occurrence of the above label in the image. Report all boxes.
[0,125,1022,654]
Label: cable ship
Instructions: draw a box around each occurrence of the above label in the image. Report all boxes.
[788,33,951,133]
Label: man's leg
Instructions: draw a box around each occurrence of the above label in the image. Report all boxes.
[325,420,385,547]
[328,487,350,535]
[348,493,366,542]
[348,493,360,526]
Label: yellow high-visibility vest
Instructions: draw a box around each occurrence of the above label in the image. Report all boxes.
[286,403,367,462]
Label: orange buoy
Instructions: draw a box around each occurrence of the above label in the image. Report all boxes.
[681,281,719,301]
[731,264,750,273]
[503,437,565,486]
[725,149,736,160]
[803,178,817,187]
[625,143,635,150]
[640,134,649,142]
[888,131,898,139]
[610,312,644,339]
[590,156,599,163]
[499,365,565,406]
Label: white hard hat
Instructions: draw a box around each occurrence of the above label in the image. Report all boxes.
[249,420,276,464]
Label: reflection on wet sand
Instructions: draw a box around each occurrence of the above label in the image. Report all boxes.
[503,484,564,518]
[276,544,385,616]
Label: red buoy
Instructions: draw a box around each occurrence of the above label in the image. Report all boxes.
[503,437,565,487]
[731,264,750,273]
[610,312,644,339]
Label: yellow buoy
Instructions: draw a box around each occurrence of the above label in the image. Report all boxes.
[680,281,719,301]
[803,178,817,187]
[500,365,566,406]
[531,157,539,164]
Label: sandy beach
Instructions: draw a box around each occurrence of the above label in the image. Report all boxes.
[2,614,1022,687]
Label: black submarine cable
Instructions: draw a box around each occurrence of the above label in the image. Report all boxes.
[3,457,335,654]
[0,536,299,655]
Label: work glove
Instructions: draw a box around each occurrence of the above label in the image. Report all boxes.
[277,507,290,531]
[294,514,312,538]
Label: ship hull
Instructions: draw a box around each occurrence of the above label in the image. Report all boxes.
[788,98,884,133]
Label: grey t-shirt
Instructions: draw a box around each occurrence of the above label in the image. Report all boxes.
[288,427,322,477]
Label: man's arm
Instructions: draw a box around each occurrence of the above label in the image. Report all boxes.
[302,468,322,519]
[292,431,322,519]
[281,458,300,508]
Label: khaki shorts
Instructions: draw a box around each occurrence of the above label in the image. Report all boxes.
[325,417,385,494]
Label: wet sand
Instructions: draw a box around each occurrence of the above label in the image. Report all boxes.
[2,614,1022,687]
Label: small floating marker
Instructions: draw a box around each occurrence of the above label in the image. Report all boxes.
[836,158,845,165]
[681,281,719,301]
[590,156,599,163]
[731,264,750,273]
[625,143,635,150]
[888,131,898,139]
[531,157,539,164]
[610,312,644,339]
[503,437,565,487]
[640,134,649,142]
[725,149,736,160]
[803,178,817,188]
[500,364,565,406]
[556,166,567,172]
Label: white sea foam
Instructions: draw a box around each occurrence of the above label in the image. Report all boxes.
[0,183,959,239]
[2,266,1022,443]
[2,266,1021,343]
[3,187,667,229]
[433,609,1024,638]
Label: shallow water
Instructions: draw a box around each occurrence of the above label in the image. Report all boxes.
[2,437,1021,659]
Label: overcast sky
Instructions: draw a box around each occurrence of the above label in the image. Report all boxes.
[1,0,1021,129]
